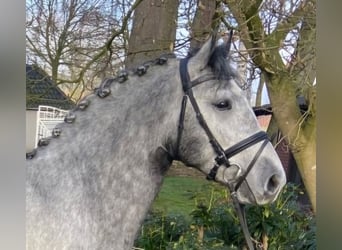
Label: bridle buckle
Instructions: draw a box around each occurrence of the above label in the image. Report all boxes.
[215,153,228,166]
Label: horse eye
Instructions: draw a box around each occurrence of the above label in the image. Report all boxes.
[214,100,232,110]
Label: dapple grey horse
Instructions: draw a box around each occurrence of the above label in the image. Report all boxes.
[26,37,286,249]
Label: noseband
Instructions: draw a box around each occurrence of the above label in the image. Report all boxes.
[176,57,269,250]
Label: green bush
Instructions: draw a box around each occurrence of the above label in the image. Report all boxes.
[244,183,316,250]
[134,212,189,249]
[134,183,316,250]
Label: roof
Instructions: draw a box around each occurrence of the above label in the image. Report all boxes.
[253,104,273,116]
[26,64,75,110]
[253,98,308,116]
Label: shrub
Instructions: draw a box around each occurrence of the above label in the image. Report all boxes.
[134,183,316,250]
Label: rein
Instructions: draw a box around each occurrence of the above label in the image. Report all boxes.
[176,57,269,250]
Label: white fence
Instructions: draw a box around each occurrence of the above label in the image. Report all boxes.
[35,105,69,147]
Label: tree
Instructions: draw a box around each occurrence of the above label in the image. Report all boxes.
[189,0,217,49]
[125,0,179,68]
[222,0,316,212]
[26,0,142,102]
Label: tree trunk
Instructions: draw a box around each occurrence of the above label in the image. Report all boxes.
[190,0,217,49]
[265,73,316,212]
[125,0,179,68]
[266,114,279,145]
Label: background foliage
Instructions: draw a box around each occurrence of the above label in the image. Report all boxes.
[135,180,316,250]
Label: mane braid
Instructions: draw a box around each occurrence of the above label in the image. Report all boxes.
[98,53,177,86]
[124,53,176,76]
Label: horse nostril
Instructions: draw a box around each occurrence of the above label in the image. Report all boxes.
[266,174,281,194]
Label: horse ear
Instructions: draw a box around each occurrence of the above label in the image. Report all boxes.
[225,30,234,55]
[188,36,216,72]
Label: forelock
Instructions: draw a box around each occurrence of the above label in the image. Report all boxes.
[187,44,237,81]
[208,44,237,80]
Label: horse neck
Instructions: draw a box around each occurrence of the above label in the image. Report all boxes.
[27,62,182,249]
[82,70,182,247]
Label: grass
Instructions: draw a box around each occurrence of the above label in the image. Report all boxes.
[152,176,225,217]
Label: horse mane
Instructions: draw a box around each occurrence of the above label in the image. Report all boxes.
[96,40,238,95]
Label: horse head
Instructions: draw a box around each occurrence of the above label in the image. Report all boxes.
[172,36,286,205]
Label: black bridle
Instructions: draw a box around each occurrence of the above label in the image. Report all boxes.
[176,57,269,250]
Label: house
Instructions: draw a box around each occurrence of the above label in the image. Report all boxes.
[26,64,75,152]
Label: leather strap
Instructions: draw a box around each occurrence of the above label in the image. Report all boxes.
[223,131,268,160]
[177,55,268,250]
[179,58,228,163]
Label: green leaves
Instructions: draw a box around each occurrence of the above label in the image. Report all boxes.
[134,183,316,249]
